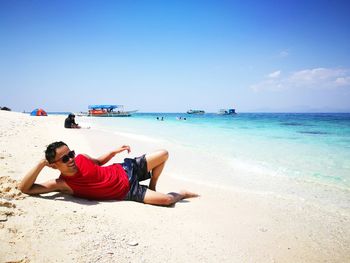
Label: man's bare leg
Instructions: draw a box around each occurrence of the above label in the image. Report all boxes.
[143,189,199,206]
[145,150,168,191]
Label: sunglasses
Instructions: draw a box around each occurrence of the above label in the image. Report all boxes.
[53,150,75,163]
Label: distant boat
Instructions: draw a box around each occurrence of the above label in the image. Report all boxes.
[187,109,205,114]
[218,109,237,115]
[87,105,137,117]
[75,111,88,117]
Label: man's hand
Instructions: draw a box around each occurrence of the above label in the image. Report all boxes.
[45,159,56,168]
[118,145,131,154]
[39,159,50,168]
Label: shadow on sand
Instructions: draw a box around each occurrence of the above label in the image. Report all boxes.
[32,192,104,206]
[32,192,189,207]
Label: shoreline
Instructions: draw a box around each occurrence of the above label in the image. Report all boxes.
[1,111,350,262]
[80,113,350,191]
[82,115,350,215]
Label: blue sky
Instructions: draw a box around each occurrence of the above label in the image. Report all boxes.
[1,0,350,112]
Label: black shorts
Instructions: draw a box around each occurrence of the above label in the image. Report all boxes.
[122,154,151,202]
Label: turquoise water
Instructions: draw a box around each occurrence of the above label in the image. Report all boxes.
[79,113,350,190]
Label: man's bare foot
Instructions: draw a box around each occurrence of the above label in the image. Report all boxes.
[179,190,200,199]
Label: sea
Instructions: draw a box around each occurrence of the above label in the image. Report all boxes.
[76,112,350,208]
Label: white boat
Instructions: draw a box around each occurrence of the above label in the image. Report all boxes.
[75,111,88,117]
[218,109,236,115]
[87,105,137,117]
[187,109,205,114]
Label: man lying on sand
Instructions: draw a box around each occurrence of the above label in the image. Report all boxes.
[19,141,198,206]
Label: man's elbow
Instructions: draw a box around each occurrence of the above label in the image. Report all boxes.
[18,182,33,195]
[18,186,29,194]
[17,181,25,192]
[18,186,28,195]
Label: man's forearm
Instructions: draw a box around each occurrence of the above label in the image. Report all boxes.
[18,160,47,193]
[96,151,117,166]
[95,146,130,166]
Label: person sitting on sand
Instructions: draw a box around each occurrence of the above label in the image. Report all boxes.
[19,141,198,206]
[64,113,81,129]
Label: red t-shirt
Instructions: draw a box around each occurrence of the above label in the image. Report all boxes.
[59,154,130,200]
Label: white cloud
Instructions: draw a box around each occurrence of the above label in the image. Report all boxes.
[267,70,281,78]
[279,50,289,57]
[335,77,350,86]
[251,67,350,92]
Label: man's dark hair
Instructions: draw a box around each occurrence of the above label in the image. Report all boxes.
[45,141,67,163]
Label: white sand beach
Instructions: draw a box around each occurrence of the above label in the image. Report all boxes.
[1,110,349,263]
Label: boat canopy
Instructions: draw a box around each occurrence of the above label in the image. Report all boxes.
[88,105,122,110]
